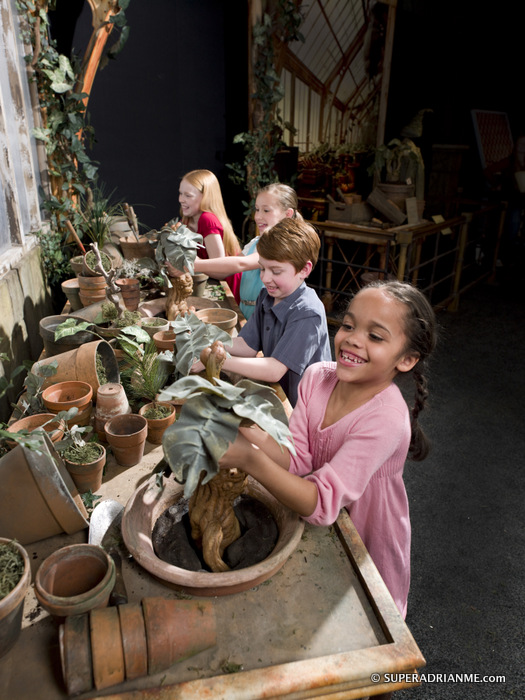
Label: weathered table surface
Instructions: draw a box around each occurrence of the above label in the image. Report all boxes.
[0,283,425,699]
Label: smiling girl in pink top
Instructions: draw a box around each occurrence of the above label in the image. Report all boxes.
[220,280,437,618]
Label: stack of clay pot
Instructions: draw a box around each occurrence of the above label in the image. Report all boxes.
[93,382,131,441]
[59,597,217,695]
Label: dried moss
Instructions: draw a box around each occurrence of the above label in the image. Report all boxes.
[95,351,108,385]
[0,541,24,599]
[63,442,103,464]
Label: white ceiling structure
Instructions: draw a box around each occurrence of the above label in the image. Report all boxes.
[278,0,396,152]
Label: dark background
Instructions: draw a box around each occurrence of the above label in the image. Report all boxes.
[53,1,525,234]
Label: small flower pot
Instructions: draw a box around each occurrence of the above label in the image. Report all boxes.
[78,275,107,307]
[195,307,238,336]
[0,538,31,659]
[93,382,131,441]
[141,317,170,338]
[138,402,176,445]
[35,544,116,621]
[7,412,65,444]
[61,278,83,311]
[115,278,140,311]
[152,329,176,353]
[42,380,93,419]
[82,250,113,277]
[191,273,208,298]
[69,255,84,277]
[104,414,148,467]
[64,444,106,494]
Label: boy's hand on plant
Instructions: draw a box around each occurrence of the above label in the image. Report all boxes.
[165,261,187,277]
[190,359,206,374]
[219,431,256,472]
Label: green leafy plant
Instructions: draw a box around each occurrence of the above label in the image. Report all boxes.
[118,334,173,408]
[73,183,123,248]
[170,313,233,378]
[158,375,295,498]
[155,224,203,279]
[55,421,103,465]
[11,360,58,419]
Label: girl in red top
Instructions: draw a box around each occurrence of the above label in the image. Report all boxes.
[179,169,242,303]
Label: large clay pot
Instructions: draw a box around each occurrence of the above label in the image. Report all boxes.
[64,444,107,494]
[122,474,304,596]
[59,597,216,694]
[138,402,176,445]
[152,329,176,353]
[39,314,98,357]
[195,307,238,336]
[35,544,115,620]
[377,182,415,213]
[104,414,148,467]
[115,278,140,311]
[0,433,89,545]
[0,538,31,659]
[61,278,83,311]
[32,340,120,400]
[78,275,107,307]
[94,382,131,441]
[42,380,93,427]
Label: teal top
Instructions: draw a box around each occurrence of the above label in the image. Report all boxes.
[239,236,262,320]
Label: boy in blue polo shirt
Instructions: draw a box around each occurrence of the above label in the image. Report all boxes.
[208,218,331,406]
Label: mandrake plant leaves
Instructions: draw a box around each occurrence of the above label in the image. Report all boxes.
[160,376,295,498]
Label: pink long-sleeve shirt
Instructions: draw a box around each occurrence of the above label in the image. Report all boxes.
[288,362,412,617]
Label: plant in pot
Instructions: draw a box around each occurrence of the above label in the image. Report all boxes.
[0,538,31,659]
[154,222,204,320]
[369,137,425,200]
[54,419,106,494]
[9,360,58,421]
[151,340,296,574]
[118,334,176,444]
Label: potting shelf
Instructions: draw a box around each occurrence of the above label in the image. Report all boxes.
[0,282,425,698]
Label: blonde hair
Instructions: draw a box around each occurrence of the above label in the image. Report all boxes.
[257,183,304,221]
[180,169,240,255]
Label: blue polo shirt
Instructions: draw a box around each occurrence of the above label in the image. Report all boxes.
[239,282,331,406]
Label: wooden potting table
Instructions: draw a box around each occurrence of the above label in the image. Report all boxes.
[0,282,425,699]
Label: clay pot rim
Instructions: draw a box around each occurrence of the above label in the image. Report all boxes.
[122,474,305,596]
[138,402,176,422]
[195,308,237,322]
[0,538,31,615]
[35,544,115,612]
[61,278,80,289]
[104,413,148,438]
[42,381,93,410]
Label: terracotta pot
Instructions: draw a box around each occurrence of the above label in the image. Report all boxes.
[152,329,176,353]
[59,612,93,696]
[59,597,216,694]
[122,474,304,596]
[141,317,170,338]
[0,434,88,545]
[116,278,140,311]
[32,340,120,400]
[142,597,216,675]
[81,250,113,277]
[39,314,98,357]
[42,380,93,421]
[78,274,107,307]
[35,544,115,621]
[117,602,148,681]
[119,236,156,260]
[61,278,83,311]
[191,273,208,298]
[0,538,31,659]
[377,182,415,213]
[69,255,84,277]
[64,444,106,494]
[90,606,126,690]
[104,414,148,467]
[94,382,131,441]
[138,402,176,445]
[195,307,238,336]
[6,412,64,445]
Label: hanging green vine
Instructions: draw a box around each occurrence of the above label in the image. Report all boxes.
[16,0,129,285]
[226,0,304,212]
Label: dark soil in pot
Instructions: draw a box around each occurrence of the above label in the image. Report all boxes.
[152,495,279,572]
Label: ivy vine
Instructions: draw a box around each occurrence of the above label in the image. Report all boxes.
[226,0,304,213]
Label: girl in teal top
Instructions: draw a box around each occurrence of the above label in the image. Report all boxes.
[193,184,303,319]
